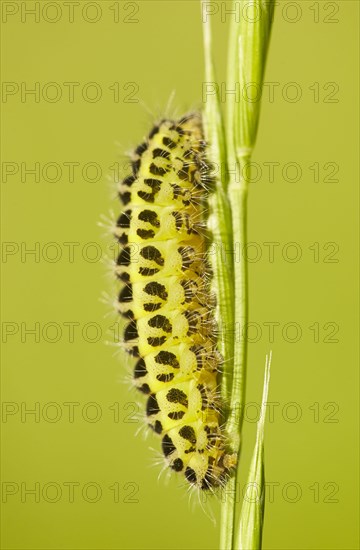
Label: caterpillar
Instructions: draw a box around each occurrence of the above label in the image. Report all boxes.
[114,113,236,491]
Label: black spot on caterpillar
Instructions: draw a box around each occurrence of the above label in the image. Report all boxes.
[147,393,161,416]
[114,114,236,490]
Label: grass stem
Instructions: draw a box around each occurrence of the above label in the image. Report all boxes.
[201,2,274,548]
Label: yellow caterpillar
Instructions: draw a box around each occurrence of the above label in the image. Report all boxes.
[114,114,236,490]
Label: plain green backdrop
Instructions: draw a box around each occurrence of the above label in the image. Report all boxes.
[1,1,359,549]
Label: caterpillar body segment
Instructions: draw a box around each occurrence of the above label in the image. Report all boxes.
[115,114,236,490]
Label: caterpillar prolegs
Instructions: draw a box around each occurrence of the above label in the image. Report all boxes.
[114,114,236,490]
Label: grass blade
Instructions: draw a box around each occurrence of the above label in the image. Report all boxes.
[236,352,272,550]
[237,0,275,153]
[201,2,235,406]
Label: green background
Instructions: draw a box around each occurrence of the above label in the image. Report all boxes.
[1,1,359,549]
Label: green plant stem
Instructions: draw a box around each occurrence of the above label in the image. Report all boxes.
[220,157,249,550]
[220,1,274,545]
[227,164,249,441]
[220,475,237,550]
[220,13,249,548]
[203,1,274,547]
